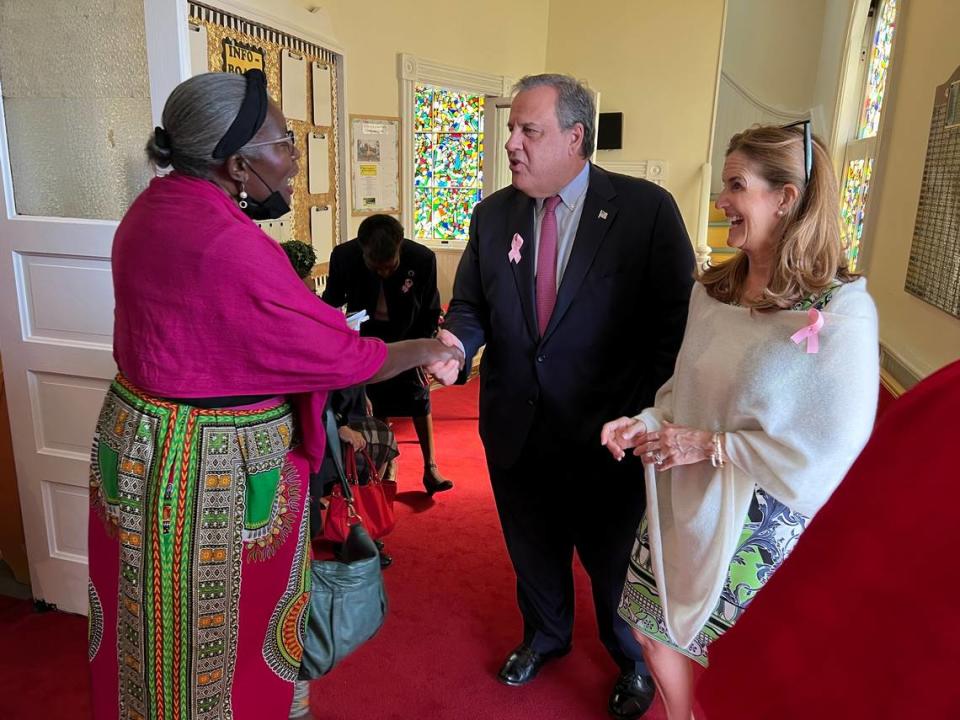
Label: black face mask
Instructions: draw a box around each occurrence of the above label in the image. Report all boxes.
[241,190,290,221]
[239,162,291,221]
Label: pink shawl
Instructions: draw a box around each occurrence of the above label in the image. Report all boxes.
[112,173,386,470]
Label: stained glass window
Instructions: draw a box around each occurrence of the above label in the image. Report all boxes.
[414,85,484,242]
[840,158,874,269]
[857,0,897,139]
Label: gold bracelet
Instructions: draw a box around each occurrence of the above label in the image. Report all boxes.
[710,431,725,468]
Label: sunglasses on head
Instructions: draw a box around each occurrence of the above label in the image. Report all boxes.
[781,120,812,184]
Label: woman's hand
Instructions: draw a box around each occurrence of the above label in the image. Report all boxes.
[371,338,465,384]
[600,417,649,461]
[424,335,464,385]
[338,426,367,452]
[633,422,713,471]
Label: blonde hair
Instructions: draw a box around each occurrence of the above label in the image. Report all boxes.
[701,124,856,309]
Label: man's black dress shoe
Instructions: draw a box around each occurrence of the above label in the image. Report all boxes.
[496,644,570,687]
[608,671,656,719]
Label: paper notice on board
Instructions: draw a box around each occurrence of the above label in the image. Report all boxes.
[312,63,332,126]
[281,51,307,122]
[311,206,334,262]
[308,133,330,195]
[350,117,400,213]
[358,164,381,209]
[188,23,208,76]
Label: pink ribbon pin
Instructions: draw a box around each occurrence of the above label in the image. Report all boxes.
[790,308,824,354]
[508,233,524,264]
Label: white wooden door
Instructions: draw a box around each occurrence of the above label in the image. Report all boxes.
[0,0,189,614]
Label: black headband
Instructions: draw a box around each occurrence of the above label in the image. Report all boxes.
[212,69,269,159]
[154,126,171,150]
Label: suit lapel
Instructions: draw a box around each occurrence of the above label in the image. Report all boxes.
[542,165,617,340]
[507,190,537,340]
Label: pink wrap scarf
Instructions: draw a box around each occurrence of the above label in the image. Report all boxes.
[112,172,386,470]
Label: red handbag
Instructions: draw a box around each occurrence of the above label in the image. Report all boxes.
[322,445,396,542]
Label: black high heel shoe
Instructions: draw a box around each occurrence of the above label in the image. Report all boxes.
[422,462,454,496]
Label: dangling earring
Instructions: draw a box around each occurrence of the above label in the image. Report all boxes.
[238,182,249,209]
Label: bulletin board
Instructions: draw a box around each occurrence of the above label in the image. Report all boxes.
[349,115,401,216]
[187,2,342,267]
[904,65,960,318]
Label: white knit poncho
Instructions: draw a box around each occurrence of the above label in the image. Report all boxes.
[637,278,879,648]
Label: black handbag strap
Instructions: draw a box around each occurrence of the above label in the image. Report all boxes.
[324,406,354,503]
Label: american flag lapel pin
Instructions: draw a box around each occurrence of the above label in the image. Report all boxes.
[598,210,608,220]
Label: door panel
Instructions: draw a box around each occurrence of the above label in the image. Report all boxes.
[0,0,188,614]
[16,253,115,346]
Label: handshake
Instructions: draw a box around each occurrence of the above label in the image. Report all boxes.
[423,329,465,386]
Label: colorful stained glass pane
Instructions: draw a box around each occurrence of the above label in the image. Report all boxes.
[431,187,457,240]
[414,133,433,187]
[478,135,484,186]
[414,188,432,239]
[454,188,482,240]
[415,85,433,132]
[840,158,874,270]
[433,134,481,188]
[858,0,896,139]
[413,85,485,242]
[433,89,483,133]
[430,188,482,241]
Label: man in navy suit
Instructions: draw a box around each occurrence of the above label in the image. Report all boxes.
[434,74,694,718]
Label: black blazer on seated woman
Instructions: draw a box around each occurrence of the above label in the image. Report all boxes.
[321,237,441,343]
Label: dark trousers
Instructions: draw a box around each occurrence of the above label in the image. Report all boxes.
[487,415,649,675]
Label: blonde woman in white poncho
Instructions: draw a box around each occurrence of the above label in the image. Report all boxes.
[600,124,879,720]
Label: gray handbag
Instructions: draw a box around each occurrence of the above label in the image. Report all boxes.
[298,408,388,679]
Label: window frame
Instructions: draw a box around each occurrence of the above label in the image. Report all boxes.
[832,0,902,272]
[398,53,511,249]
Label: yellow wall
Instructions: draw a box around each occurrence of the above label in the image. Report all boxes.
[322,0,550,240]
[863,0,960,376]
[723,0,826,112]
[813,0,856,145]
[544,0,725,241]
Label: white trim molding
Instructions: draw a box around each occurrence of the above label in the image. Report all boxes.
[144,0,192,126]
[879,342,925,393]
[397,53,512,243]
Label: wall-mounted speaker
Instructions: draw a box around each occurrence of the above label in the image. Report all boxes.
[597,112,623,150]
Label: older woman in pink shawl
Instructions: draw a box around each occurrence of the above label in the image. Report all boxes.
[87,70,461,720]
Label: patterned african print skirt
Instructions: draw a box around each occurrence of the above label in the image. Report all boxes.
[88,375,311,720]
[618,487,808,667]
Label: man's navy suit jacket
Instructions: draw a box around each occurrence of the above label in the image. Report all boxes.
[444,163,695,469]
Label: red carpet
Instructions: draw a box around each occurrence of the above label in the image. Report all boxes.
[0,380,669,719]
[309,379,670,720]
[0,594,91,717]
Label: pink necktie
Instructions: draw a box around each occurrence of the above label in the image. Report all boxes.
[536,195,562,336]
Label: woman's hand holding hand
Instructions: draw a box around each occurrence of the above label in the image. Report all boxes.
[600,417,649,461]
[633,422,713,471]
[338,426,367,452]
